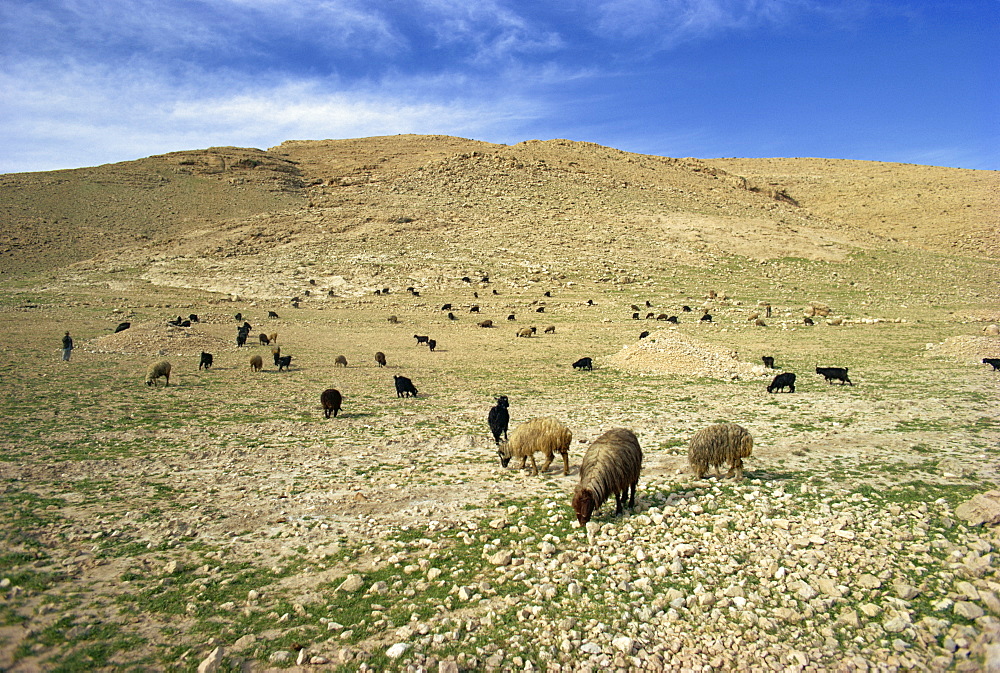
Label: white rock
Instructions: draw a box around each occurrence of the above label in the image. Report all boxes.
[386,643,411,659]
[612,636,634,654]
[489,550,513,566]
[580,642,602,654]
[954,601,985,620]
[197,647,224,673]
[338,575,364,592]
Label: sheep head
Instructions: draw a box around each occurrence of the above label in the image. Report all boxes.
[572,487,597,526]
[497,443,512,468]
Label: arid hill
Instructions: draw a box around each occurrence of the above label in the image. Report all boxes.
[1,135,996,281]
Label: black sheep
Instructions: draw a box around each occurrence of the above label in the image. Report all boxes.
[816,367,852,385]
[414,335,430,345]
[427,339,437,351]
[573,357,593,371]
[275,354,292,371]
[199,352,214,370]
[394,375,419,398]
[762,356,775,369]
[767,372,796,393]
[639,331,650,339]
[321,388,342,418]
[114,322,131,333]
[488,396,510,445]
[982,358,1000,371]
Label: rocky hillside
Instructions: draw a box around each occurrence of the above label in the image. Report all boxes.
[1,135,997,282]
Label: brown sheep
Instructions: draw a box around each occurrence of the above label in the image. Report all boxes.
[516,327,534,338]
[500,417,572,476]
[544,325,555,334]
[259,333,270,345]
[335,355,348,367]
[249,355,263,372]
[572,428,643,525]
[688,423,753,481]
[478,319,494,328]
[375,351,387,367]
[269,333,278,344]
[145,360,172,387]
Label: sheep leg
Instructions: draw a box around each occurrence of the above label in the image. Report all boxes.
[540,451,554,474]
[628,480,637,509]
[725,458,744,480]
[614,491,624,516]
[528,455,539,476]
[561,451,569,476]
[519,456,528,471]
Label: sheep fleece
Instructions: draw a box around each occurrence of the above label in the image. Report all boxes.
[688,423,753,480]
[504,417,572,475]
[573,428,642,523]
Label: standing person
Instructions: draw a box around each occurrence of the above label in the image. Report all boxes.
[61,331,73,361]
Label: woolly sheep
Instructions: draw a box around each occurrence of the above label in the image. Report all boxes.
[145,360,172,387]
[268,333,278,344]
[688,423,753,481]
[500,417,572,476]
[572,428,643,526]
[321,388,342,418]
[250,355,263,372]
[259,333,270,345]
[478,319,494,328]
[375,351,387,367]
[114,322,131,333]
[544,325,555,333]
[516,327,534,338]
[488,395,510,446]
[335,355,348,367]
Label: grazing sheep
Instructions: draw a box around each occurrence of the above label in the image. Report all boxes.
[234,312,243,322]
[688,423,753,481]
[517,327,534,338]
[639,331,650,339]
[682,306,692,312]
[441,304,452,311]
[982,358,1000,371]
[488,395,510,445]
[375,351,387,367]
[276,355,292,371]
[544,325,555,333]
[632,313,640,320]
[145,360,172,387]
[271,345,281,358]
[572,428,643,525]
[414,334,429,345]
[335,355,348,367]
[427,339,437,351]
[189,314,200,323]
[700,313,713,323]
[470,305,480,313]
[388,315,398,324]
[461,276,471,283]
[507,314,516,321]
[114,322,131,333]
[199,352,213,370]
[268,333,278,344]
[630,304,641,312]
[478,319,494,328]
[666,316,679,324]
[259,333,270,345]
[656,313,668,321]
[645,312,655,319]
[393,375,418,398]
[572,357,593,371]
[448,312,457,320]
[500,417,572,476]
[250,355,263,372]
[804,316,815,326]
[645,300,653,307]
[762,356,775,369]
[767,372,796,393]
[321,388,342,418]
[816,367,852,385]
[754,318,767,327]
[535,307,545,313]
[268,311,280,318]
[236,330,248,348]
[748,312,760,322]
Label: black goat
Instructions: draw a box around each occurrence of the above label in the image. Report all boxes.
[762,356,775,369]
[394,375,419,398]
[414,335,430,345]
[982,358,1000,371]
[639,331,650,339]
[573,357,593,371]
[275,354,293,371]
[114,322,131,333]
[199,352,214,370]
[268,311,280,318]
[767,372,796,393]
[816,367,852,385]
[488,396,510,445]
[427,339,437,351]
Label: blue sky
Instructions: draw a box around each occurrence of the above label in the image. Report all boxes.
[2,0,996,173]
